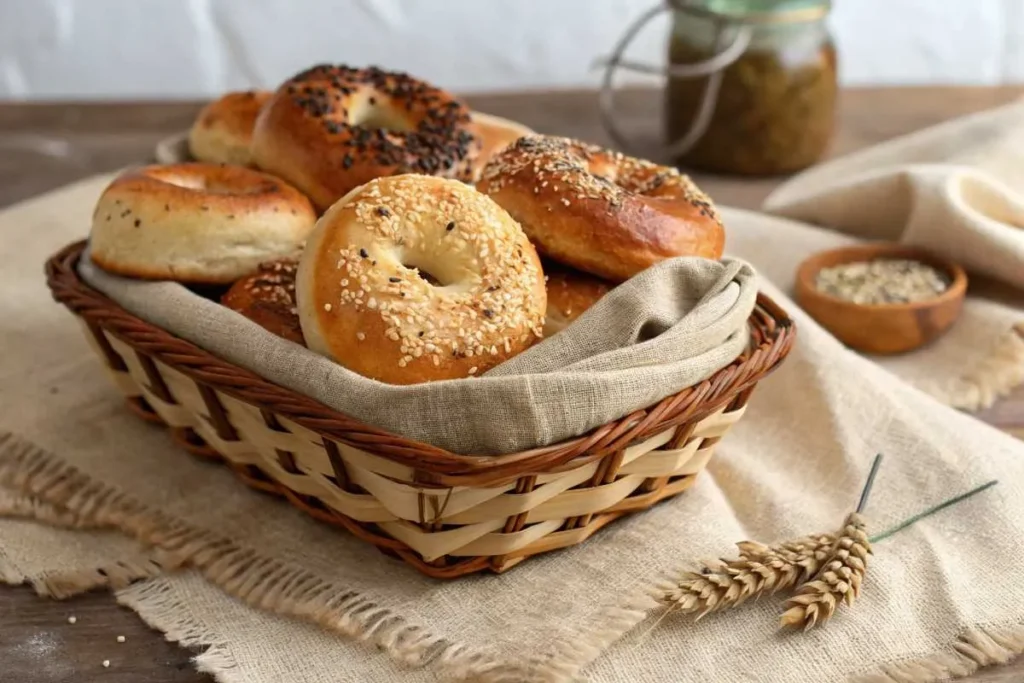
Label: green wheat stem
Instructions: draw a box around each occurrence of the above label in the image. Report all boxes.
[869,480,999,544]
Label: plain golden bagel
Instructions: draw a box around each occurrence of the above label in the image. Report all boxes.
[478,135,725,282]
[296,174,547,384]
[543,262,613,336]
[222,259,305,345]
[188,90,271,166]
[89,163,317,284]
[252,64,480,212]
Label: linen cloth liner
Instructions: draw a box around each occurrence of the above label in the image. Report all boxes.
[77,249,757,455]
[1,100,1023,683]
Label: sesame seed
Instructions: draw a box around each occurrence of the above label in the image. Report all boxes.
[356,332,366,341]
[359,248,369,258]
[468,366,478,375]
[324,303,332,311]
[103,660,110,668]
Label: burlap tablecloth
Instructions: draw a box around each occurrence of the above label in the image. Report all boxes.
[2,101,1024,683]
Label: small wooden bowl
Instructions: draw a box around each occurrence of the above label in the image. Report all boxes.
[795,243,967,355]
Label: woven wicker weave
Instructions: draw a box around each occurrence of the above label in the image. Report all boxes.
[46,240,795,578]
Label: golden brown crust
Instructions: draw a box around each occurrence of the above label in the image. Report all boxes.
[468,112,535,181]
[252,65,480,212]
[478,135,725,282]
[296,175,546,385]
[221,259,304,345]
[188,90,271,166]
[89,162,317,284]
[543,262,613,336]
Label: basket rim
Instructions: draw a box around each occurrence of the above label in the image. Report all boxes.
[45,240,796,481]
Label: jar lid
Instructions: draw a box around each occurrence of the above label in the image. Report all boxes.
[672,0,831,23]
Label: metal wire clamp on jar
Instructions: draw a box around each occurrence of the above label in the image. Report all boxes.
[598,0,837,176]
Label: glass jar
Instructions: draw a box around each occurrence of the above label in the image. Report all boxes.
[665,0,838,175]
[597,0,837,176]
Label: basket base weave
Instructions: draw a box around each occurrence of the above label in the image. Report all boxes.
[109,341,741,575]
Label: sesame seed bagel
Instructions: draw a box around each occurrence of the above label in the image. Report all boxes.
[89,163,317,284]
[252,65,480,213]
[188,90,271,166]
[543,262,613,337]
[222,259,305,345]
[478,135,725,282]
[296,175,547,385]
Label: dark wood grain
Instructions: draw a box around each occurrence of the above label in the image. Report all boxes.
[0,585,212,683]
[2,86,1023,682]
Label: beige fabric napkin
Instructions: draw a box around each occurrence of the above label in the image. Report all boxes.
[77,246,755,455]
[765,100,1024,292]
[1,100,1024,683]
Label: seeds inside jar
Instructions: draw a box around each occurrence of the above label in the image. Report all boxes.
[814,259,951,305]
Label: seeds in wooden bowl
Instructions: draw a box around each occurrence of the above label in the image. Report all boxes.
[814,259,950,305]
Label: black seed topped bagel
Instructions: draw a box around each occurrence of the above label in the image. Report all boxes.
[252,64,480,212]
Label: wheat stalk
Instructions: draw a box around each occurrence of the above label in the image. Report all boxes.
[659,532,836,618]
[736,532,836,593]
[780,512,872,630]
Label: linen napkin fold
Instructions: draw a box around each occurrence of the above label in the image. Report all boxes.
[78,247,756,455]
[758,99,1024,411]
[0,99,1023,683]
[765,99,1024,292]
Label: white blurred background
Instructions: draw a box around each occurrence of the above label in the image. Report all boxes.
[1,0,1023,100]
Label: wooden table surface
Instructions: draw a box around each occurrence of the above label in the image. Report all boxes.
[2,86,1023,682]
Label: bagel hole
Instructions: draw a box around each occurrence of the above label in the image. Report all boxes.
[349,96,414,132]
[411,267,444,287]
[398,257,448,287]
[160,173,270,196]
[163,174,207,191]
[396,246,466,288]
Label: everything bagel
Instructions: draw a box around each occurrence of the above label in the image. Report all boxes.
[222,259,304,345]
[478,135,725,282]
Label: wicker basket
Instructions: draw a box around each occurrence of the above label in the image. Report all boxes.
[46,240,795,578]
